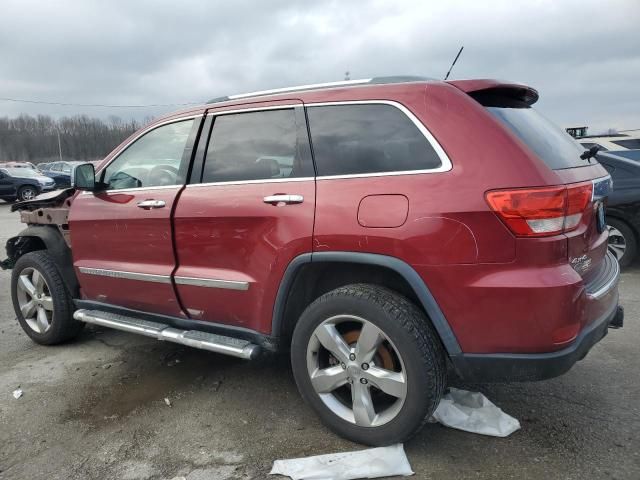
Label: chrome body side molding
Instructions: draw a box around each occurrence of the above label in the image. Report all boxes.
[174,276,250,291]
[78,267,250,291]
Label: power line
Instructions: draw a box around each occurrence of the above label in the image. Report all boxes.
[0,96,201,108]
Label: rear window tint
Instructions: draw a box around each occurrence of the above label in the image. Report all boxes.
[612,139,640,149]
[307,104,442,176]
[487,106,586,170]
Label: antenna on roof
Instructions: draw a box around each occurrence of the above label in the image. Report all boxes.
[443,46,464,81]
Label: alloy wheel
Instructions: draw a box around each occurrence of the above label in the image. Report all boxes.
[607,225,626,261]
[20,187,37,201]
[306,315,407,427]
[16,267,54,334]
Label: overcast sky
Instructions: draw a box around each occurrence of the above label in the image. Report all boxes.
[0,0,638,134]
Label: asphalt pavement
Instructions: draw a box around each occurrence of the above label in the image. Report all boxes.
[0,200,638,479]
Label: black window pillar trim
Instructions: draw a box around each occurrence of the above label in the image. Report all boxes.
[187,114,213,185]
[271,251,462,356]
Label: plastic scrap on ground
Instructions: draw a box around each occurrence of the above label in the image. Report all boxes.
[12,387,23,399]
[270,389,519,479]
[269,443,413,480]
[431,387,521,437]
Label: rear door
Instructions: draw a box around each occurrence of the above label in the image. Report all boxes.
[69,116,201,316]
[172,103,315,333]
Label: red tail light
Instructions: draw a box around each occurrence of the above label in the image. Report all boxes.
[486,182,593,237]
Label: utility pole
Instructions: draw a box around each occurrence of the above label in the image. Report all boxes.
[56,128,63,162]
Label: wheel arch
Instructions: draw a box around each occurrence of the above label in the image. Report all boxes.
[5,226,79,296]
[271,251,462,356]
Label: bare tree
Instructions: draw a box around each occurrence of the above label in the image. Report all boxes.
[0,114,142,163]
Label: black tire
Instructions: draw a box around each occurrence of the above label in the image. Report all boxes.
[17,185,38,201]
[291,284,446,446]
[11,251,84,345]
[607,218,637,268]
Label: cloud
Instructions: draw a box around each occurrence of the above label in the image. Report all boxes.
[0,0,638,133]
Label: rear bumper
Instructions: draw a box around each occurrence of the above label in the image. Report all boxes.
[451,302,623,382]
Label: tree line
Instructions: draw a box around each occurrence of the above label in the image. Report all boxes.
[0,114,144,163]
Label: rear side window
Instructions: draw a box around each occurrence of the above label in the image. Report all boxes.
[612,139,640,149]
[486,105,586,170]
[202,109,312,183]
[307,104,442,176]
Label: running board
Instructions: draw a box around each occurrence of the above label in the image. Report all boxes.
[73,309,260,360]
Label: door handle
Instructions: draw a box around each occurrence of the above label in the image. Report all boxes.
[137,200,166,209]
[263,194,304,205]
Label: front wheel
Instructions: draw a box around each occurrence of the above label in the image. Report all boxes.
[291,284,446,446]
[11,251,84,344]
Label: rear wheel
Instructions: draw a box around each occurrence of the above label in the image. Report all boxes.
[11,251,83,344]
[607,218,637,268]
[18,185,38,201]
[291,284,446,446]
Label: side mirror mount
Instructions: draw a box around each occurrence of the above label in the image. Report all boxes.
[72,163,96,191]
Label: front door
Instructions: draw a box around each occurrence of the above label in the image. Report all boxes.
[173,104,316,333]
[68,117,201,316]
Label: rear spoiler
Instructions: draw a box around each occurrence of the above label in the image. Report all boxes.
[447,79,539,106]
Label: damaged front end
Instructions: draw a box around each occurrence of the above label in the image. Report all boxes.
[1,188,76,270]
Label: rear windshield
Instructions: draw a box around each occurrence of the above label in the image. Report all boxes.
[486,105,586,170]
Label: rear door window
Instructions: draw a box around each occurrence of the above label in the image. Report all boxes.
[306,104,442,176]
[486,105,586,170]
[202,109,312,183]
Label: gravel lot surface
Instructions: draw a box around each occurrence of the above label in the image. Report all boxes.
[0,200,638,479]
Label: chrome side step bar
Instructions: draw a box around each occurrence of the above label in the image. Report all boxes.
[73,309,260,360]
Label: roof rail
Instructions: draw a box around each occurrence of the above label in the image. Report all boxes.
[207,75,433,104]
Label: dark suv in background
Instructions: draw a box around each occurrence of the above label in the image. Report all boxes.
[3,76,623,445]
[597,150,640,267]
[0,167,56,201]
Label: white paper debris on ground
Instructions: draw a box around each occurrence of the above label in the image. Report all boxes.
[12,388,23,399]
[164,397,172,407]
[269,443,413,480]
[431,387,520,437]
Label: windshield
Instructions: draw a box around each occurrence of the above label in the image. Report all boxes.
[3,167,41,177]
[487,106,586,170]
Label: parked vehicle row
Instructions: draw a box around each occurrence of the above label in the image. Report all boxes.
[0,161,99,201]
[2,76,624,445]
[38,161,86,188]
[0,167,56,201]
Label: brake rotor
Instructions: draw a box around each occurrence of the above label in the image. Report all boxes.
[342,329,396,370]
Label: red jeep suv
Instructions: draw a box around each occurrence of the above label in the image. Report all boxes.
[3,76,623,445]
